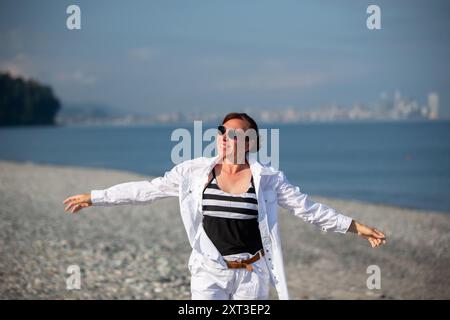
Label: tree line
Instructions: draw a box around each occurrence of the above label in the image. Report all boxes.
[0,72,61,126]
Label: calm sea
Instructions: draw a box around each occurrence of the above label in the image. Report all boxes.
[1,121,449,212]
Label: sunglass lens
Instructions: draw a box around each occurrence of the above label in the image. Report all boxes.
[218,125,226,135]
[228,130,237,140]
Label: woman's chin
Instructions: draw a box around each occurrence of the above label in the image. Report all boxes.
[218,147,232,157]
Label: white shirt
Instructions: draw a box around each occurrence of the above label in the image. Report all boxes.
[90,152,353,300]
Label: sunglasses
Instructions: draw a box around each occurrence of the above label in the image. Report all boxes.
[217,125,249,141]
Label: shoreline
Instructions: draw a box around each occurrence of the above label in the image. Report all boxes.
[0,158,448,216]
[0,159,449,299]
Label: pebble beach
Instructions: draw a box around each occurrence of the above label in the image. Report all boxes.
[0,160,449,299]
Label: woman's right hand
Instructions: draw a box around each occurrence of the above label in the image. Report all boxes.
[348,220,387,248]
[63,193,92,213]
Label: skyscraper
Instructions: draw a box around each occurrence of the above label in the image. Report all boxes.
[428,92,439,120]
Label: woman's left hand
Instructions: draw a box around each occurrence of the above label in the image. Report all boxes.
[348,220,387,248]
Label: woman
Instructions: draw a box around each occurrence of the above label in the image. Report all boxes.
[63,112,386,300]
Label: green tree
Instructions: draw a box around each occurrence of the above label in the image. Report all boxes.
[0,72,61,126]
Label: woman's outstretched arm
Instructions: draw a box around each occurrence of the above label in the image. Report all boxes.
[274,170,386,248]
[63,161,185,213]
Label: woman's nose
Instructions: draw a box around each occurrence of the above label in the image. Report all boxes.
[220,133,227,142]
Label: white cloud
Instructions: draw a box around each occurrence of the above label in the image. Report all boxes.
[194,56,243,69]
[128,47,156,62]
[1,53,98,88]
[0,53,33,79]
[193,56,334,91]
[55,70,97,86]
[215,72,330,91]
[0,62,26,78]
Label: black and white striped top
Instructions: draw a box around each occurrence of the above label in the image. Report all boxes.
[202,168,263,256]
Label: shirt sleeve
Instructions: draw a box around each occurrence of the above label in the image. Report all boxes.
[274,170,353,233]
[90,162,184,206]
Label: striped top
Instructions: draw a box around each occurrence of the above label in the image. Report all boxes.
[202,168,263,256]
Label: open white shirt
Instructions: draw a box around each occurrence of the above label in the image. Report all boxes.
[90,153,353,300]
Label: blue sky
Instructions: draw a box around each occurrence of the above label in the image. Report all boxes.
[1,0,449,116]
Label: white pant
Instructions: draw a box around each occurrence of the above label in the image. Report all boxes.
[190,252,271,300]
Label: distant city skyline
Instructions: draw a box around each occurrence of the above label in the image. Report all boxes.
[55,90,442,125]
[1,0,449,117]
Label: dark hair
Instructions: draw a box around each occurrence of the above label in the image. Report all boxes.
[222,112,260,152]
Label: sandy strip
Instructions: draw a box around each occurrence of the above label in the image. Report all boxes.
[0,160,449,299]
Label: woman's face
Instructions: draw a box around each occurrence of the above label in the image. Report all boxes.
[217,118,253,162]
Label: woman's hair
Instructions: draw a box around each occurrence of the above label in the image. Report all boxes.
[222,112,260,152]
